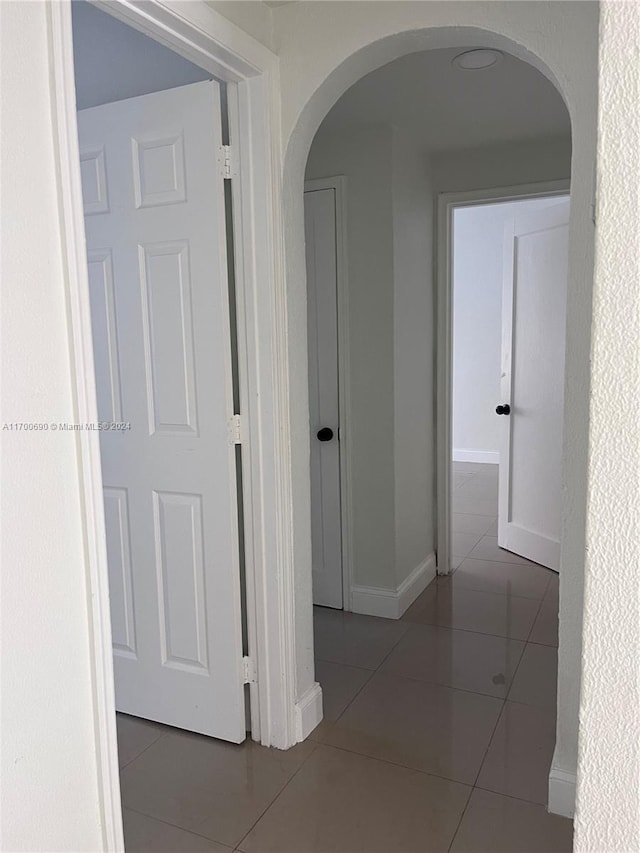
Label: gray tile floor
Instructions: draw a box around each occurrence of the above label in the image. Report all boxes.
[118,462,571,852]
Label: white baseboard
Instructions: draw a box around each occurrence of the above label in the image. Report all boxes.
[294,682,323,742]
[548,754,577,818]
[350,553,436,620]
[452,449,499,464]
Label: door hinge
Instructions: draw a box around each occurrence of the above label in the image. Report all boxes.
[242,656,257,684]
[218,144,235,179]
[228,414,242,445]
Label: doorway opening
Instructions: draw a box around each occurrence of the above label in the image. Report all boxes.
[299,42,574,850]
[73,0,252,744]
[305,46,572,615]
[447,190,570,583]
[67,2,284,845]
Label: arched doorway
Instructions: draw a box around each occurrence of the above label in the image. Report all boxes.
[277,9,597,830]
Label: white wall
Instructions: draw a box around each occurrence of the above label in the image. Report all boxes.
[392,127,434,585]
[275,0,598,815]
[72,1,211,109]
[0,3,107,850]
[452,197,567,464]
[306,125,397,592]
[207,1,274,51]
[574,1,640,849]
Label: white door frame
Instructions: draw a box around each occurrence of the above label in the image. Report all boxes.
[50,2,295,848]
[303,176,352,611]
[435,179,570,575]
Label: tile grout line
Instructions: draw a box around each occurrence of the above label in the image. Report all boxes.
[365,667,525,703]
[232,741,322,852]
[122,804,234,848]
[312,617,413,737]
[311,483,558,847]
[117,726,169,772]
[315,664,376,733]
[446,783,475,853]
[472,780,561,809]
[524,593,548,644]
[314,653,377,672]
[438,574,555,602]
[450,627,559,849]
[122,736,323,851]
[422,470,501,853]
[308,736,558,814]
[314,584,513,793]
[411,574,555,605]
[455,554,554,572]
[400,614,539,644]
[317,633,551,718]
[309,738,476,792]
[463,633,530,796]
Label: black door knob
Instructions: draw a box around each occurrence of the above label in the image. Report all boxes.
[317,427,334,442]
[496,404,511,415]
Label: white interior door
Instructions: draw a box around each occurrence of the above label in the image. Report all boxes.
[305,186,343,609]
[498,198,570,571]
[79,82,246,741]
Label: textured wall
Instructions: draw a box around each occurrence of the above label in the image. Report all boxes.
[574,2,640,851]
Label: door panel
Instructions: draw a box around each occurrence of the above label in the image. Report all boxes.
[305,187,343,609]
[498,198,570,571]
[79,81,245,741]
[103,487,136,657]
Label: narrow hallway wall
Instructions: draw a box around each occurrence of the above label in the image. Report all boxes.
[306,124,397,594]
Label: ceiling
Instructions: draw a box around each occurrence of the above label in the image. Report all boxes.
[319,47,570,152]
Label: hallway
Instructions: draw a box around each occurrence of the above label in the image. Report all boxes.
[117,463,570,853]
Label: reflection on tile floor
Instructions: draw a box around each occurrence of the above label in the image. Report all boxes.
[119,462,569,852]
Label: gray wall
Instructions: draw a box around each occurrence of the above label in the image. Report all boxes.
[306,123,437,595]
[306,124,397,592]
[431,136,571,194]
[72,1,211,110]
[392,127,435,585]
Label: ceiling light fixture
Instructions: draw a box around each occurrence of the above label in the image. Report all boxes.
[453,49,504,70]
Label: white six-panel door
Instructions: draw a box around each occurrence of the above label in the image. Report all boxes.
[79,82,246,741]
[498,198,570,572]
[305,187,343,609]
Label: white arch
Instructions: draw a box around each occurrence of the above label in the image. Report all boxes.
[284,25,570,189]
[277,9,597,822]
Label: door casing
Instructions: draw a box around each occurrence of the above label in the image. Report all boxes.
[435,180,570,576]
[50,2,294,848]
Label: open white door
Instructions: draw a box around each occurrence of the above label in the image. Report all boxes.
[498,198,570,572]
[79,82,246,741]
[305,186,343,609]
